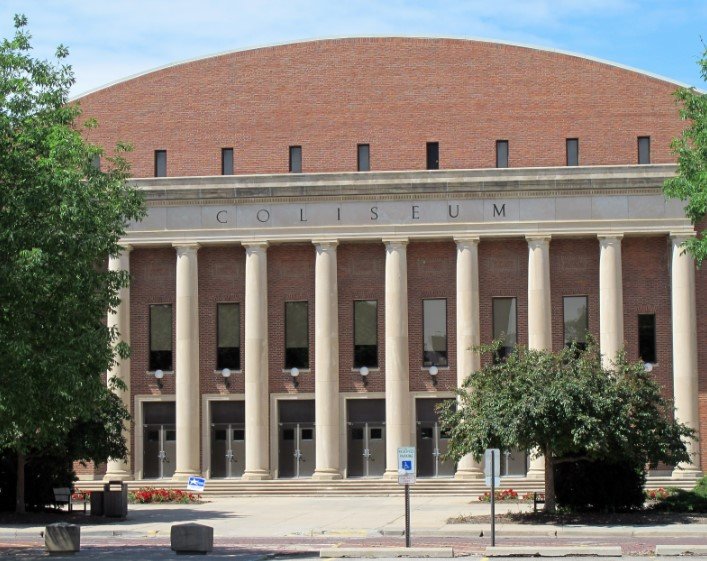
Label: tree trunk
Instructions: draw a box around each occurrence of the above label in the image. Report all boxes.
[544,446,556,512]
[15,451,26,514]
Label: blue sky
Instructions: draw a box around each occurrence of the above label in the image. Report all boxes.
[1,1,705,96]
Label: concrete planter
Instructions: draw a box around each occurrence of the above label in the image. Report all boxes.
[45,523,80,554]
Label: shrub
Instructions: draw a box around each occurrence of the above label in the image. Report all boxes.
[478,489,519,502]
[554,459,646,512]
[0,452,75,512]
[652,476,707,513]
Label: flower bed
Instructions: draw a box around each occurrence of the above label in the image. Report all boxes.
[645,487,673,501]
[128,487,202,504]
[478,489,519,502]
[71,490,92,501]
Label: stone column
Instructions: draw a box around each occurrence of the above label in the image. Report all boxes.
[242,242,272,480]
[526,235,552,479]
[598,235,624,369]
[172,244,201,481]
[670,235,703,479]
[383,238,412,478]
[454,237,484,479]
[313,240,342,480]
[104,246,133,481]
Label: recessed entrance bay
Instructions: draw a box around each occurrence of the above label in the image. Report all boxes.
[347,399,385,478]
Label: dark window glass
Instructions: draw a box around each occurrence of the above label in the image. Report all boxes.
[354,300,378,368]
[421,427,433,439]
[283,428,295,441]
[357,144,370,171]
[370,428,383,440]
[426,142,439,170]
[289,145,302,173]
[638,314,657,363]
[564,296,588,350]
[492,297,517,362]
[165,430,176,441]
[222,148,234,175]
[149,304,172,370]
[566,138,579,166]
[91,154,101,171]
[638,136,651,164]
[496,140,509,168]
[423,299,448,367]
[301,428,314,440]
[233,429,245,441]
[285,301,309,369]
[217,303,240,370]
[352,427,364,440]
[215,429,227,441]
[154,150,167,177]
[147,430,159,442]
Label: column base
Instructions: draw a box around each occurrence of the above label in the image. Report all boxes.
[455,469,484,480]
[242,470,273,481]
[526,468,545,480]
[312,469,343,480]
[103,470,133,482]
[671,467,703,480]
[172,470,201,482]
[382,470,400,480]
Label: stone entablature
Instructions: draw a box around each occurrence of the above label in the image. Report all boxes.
[124,165,692,244]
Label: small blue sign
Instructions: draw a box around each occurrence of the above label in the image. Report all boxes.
[402,460,412,470]
[186,476,206,492]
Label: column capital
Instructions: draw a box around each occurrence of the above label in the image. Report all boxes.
[670,232,697,245]
[242,241,269,254]
[525,234,551,248]
[117,244,133,254]
[597,234,624,245]
[312,238,339,250]
[454,236,480,248]
[382,237,409,249]
[172,242,200,256]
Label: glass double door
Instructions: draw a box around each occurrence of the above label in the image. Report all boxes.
[211,401,245,478]
[278,400,315,478]
[143,402,176,479]
[416,398,455,478]
[347,399,385,478]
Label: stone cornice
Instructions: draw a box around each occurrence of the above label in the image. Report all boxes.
[132,164,677,206]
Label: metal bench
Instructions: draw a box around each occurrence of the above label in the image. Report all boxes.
[52,487,88,513]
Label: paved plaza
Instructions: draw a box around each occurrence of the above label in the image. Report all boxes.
[2,495,707,559]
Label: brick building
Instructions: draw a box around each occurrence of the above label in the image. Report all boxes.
[75,38,705,483]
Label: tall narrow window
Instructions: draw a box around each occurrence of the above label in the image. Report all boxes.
[423,299,448,366]
[289,145,302,173]
[496,140,509,168]
[426,142,439,170]
[354,300,378,368]
[566,138,579,166]
[221,148,234,175]
[638,314,656,363]
[563,296,588,350]
[217,303,240,370]
[285,301,308,369]
[357,144,370,172]
[492,297,517,361]
[638,136,651,164]
[149,304,172,370]
[154,150,167,177]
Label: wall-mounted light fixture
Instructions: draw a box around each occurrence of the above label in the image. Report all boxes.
[154,369,164,389]
[644,362,654,373]
[290,367,299,388]
[221,367,232,388]
[359,366,369,386]
[429,365,438,386]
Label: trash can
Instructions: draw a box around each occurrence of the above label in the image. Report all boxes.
[90,491,104,516]
[103,481,128,518]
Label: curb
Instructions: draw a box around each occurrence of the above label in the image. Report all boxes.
[656,544,707,556]
[485,545,622,557]
[320,547,454,558]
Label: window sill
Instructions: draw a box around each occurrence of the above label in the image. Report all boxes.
[282,368,311,374]
[213,370,242,375]
[351,367,380,373]
[421,366,450,371]
[146,370,174,375]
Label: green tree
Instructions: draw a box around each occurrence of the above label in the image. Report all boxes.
[439,342,693,512]
[0,15,145,512]
[664,47,707,265]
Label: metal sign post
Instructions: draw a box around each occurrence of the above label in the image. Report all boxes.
[484,448,501,547]
[397,447,416,548]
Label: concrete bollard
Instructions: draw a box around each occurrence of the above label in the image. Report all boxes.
[171,523,214,554]
[45,523,80,555]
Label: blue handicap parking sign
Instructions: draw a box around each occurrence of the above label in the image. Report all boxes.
[402,460,412,470]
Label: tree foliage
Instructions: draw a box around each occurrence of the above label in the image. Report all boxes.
[0,15,145,512]
[439,341,694,511]
[664,46,707,265]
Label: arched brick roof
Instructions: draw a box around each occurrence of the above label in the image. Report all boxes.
[77,37,682,177]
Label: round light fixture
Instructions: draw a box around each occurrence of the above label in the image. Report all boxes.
[429,365,439,376]
[221,368,232,379]
[290,367,300,378]
[360,366,369,377]
[644,362,654,373]
[154,369,164,380]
